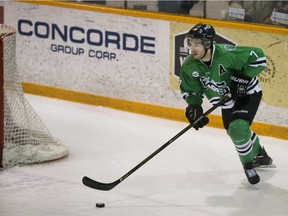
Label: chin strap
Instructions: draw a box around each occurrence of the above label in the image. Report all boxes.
[200,48,209,60]
[201,45,213,61]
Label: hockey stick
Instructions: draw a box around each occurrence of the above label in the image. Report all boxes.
[82,96,230,191]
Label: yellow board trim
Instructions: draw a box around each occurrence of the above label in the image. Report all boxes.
[17,1,288,140]
[19,0,288,35]
[22,82,288,140]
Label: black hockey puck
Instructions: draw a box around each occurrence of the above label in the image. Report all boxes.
[96,202,105,208]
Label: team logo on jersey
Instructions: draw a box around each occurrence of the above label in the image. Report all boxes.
[192,71,199,77]
[200,77,229,95]
[224,44,236,51]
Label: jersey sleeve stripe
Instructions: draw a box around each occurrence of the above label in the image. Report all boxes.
[247,78,258,91]
[249,56,267,67]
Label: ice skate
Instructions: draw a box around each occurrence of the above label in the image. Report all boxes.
[244,164,260,185]
[253,147,273,168]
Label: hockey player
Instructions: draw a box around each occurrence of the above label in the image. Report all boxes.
[179,23,273,184]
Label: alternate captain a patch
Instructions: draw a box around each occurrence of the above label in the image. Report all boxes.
[219,64,227,75]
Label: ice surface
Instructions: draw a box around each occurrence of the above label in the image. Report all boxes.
[1,94,287,216]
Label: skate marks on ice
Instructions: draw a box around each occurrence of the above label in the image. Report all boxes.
[206,169,288,215]
[1,94,287,216]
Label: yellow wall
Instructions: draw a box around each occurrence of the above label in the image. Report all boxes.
[23,82,288,140]
[20,1,288,140]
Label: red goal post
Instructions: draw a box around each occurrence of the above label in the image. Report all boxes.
[0,24,14,167]
[0,24,68,168]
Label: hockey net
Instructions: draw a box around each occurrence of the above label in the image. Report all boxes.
[0,24,68,168]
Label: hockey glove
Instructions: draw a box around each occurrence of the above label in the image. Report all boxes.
[185,104,209,130]
[230,73,252,98]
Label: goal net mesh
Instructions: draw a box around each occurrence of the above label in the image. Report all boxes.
[1,24,68,168]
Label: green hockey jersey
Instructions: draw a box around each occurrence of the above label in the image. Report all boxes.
[179,44,266,108]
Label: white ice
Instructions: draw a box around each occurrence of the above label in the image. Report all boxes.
[1,94,288,216]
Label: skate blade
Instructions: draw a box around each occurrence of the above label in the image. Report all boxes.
[255,163,277,169]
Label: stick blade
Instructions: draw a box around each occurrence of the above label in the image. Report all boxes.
[82,176,120,191]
